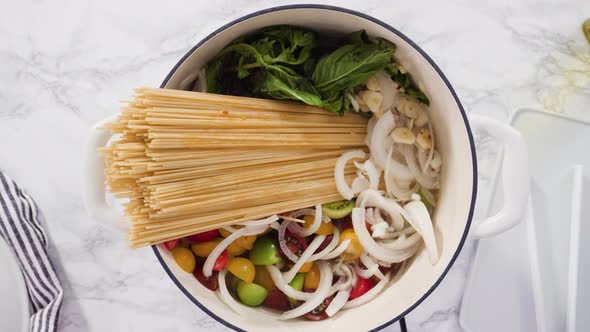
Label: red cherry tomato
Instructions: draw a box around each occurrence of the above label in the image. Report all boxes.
[213,250,229,271]
[263,289,290,311]
[193,262,218,291]
[164,239,179,251]
[332,214,371,231]
[303,289,333,321]
[284,230,307,257]
[349,277,374,300]
[315,235,333,253]
[187,230,219,243]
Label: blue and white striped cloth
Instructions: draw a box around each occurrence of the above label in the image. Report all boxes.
[0,171,63,332]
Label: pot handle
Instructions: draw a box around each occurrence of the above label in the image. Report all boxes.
[469,115,529,238]
[83,115,127,230]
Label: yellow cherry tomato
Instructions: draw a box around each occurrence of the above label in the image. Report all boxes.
[191,238,223,257]
[304,263,320,290]
[235,235,257,250]
[219,228,232,238]
[253,265,276,291]
[227,241,248,256]
[172,247,196,273]
[339,228,363,261]
[227,257,256,283]
[303,215,334,235]
[287,261,313,273]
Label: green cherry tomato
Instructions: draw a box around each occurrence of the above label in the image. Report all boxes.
[249,236,282,265]
[322,200,354,219]
[237,281,269,307]
[288,273,305,305]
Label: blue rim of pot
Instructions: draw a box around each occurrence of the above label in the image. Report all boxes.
[152,4,477,331]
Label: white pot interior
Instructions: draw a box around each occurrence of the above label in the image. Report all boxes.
[155,6,476,331]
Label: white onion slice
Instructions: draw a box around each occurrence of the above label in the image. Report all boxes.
[287,205,324,237]
[404,196,439,264]
[375,71,398,112]
[278,220,299,263]
[218,269,244,314]
[266,265,312,301]
[351,208,416,263]
[240,215,280,227]
[354,261,379,279]
[280,262,334,320]
[282,235,326,283]
[203,219,275,277]
[370,110,395,170]
[343,272,391,309]
[351,176,370,194]
[371,222,389,239]
[354,159,381,190]
[309,228,340,261]
[360,254,386,280]
[379,232,422,250]
[357,189,405,230]
[402,144,439,189]
[365,115,379,147]
[335,150,367,200]
[321,239,351,260]
[325,287,352,317]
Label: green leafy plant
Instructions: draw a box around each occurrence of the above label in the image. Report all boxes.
[205,26,429,114]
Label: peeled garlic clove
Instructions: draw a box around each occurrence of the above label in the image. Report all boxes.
[365,76,381,91]
[354,94,370,112]
[415,109,429,127]
[430,150,441,170]
[391,127,416,144]
[358,90,383,116]
[416,129,433,150]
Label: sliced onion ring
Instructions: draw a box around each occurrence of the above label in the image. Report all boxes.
[282,234,326,283]
[266,265,312,301]
[335,150,367,200]
[280,262,333,320]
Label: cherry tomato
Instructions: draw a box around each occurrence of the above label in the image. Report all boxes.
[187,230,219,243]
[235,235,257,250]
[164,239,179,251]
[339,228,363,261]
[332,215,352,229]
[316,235,333,253]
[213,250,229,271]
[226,257,256,283]
[304,263,320,290]
[237,281,268,307]
[249,235,282,265]
[191,238,223,257]
[285,230,307,257]
[253,265,276,291]
[263,289,290,311]
[286,261,313,273]
[303,215,334,235]
[303,290,333,321]
[226,241,248,256]
[171,247,196,273]
[349,277,374,300]
[288,274,305,306]
[193,262,218,291]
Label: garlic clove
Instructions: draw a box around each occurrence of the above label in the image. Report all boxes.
[365,76,381,91]
[354,94,370,112]
[430,150,441,170]
[415,109,429,127]
[359,90,384,117]
[416,128,433,150]
[391,127,416,145]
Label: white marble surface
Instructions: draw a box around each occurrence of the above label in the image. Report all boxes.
[1,0,589,331]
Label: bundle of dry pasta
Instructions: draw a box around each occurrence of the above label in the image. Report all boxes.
[101,88,369,247]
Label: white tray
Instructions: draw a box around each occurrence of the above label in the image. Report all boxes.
[460,108,590,332]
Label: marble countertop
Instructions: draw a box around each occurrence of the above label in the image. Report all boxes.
[1,0,589,331]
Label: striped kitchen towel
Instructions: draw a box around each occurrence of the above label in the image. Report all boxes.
[0,171,63,332]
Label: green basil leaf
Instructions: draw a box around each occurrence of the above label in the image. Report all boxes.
[311,41,393,95]
[205,60,224,93]
[407,88,430,106]
[251,70,324,108]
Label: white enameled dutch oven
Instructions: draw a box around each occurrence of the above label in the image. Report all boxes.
[84,5,529,331]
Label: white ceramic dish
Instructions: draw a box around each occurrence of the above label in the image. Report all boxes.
[0,237,30,332]
[84,5,529,331]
